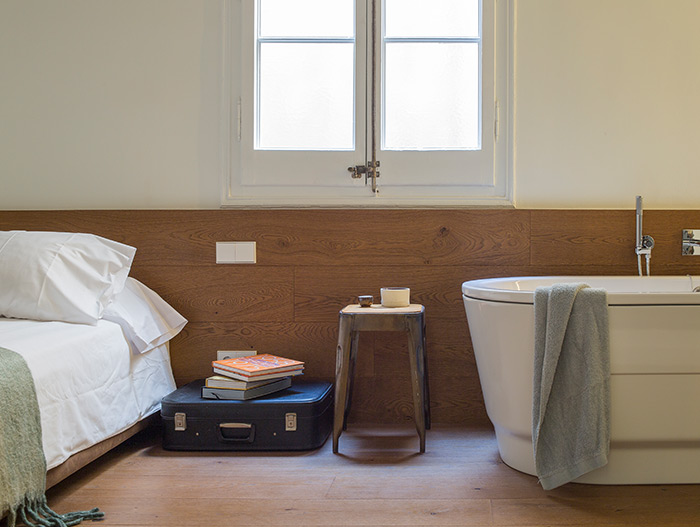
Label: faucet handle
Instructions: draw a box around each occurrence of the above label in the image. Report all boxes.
[636,234,654,256]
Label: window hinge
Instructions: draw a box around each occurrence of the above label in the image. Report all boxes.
[236,97,242,142]
[494,100,500,142]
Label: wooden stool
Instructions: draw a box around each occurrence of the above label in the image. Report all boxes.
[333,303,430,453]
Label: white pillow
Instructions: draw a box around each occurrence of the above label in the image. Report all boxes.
[0,231,136,324]
[102,277,187,354]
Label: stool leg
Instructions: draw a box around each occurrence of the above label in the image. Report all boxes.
[422,316,431,430]
[343,330,359,430]
[333,314,353,454]
[407,317,427,453]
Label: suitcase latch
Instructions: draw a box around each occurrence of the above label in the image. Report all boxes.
[285,412,297,432]
[174,412,187,431]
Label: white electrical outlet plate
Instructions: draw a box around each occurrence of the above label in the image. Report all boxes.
[217,350,257,361]
[216,242,256,264]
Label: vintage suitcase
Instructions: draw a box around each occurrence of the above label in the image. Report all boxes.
[161,379,333,451]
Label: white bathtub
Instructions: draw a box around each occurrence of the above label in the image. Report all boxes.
[462,276,700,485]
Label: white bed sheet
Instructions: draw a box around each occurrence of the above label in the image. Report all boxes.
[0,317,176,469]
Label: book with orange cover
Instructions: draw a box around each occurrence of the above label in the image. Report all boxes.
[212,354,304,378]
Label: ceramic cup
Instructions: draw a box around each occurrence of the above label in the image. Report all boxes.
[380,287,410,308]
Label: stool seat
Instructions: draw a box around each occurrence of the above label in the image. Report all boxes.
[341,303,424,314]
[333,303,430,454]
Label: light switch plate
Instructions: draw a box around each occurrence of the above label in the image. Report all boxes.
[235,241,256,263]
[216,242,256,264]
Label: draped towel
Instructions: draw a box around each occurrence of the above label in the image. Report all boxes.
[532,283,610,490]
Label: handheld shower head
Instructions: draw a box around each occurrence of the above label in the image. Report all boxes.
[635,195,643,249]
[634,195,654,275]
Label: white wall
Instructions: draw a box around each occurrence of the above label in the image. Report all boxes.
[514,0,700,209]
[0,0,222,209]
[1,0,699,210]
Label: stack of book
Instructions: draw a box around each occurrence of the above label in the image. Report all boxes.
[202,354,304,400]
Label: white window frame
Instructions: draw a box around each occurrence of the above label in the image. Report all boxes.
[221,0,513,208]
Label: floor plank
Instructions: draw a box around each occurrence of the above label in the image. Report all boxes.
[46,425,700,527]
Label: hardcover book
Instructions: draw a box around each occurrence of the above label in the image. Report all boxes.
[212,354,304,378]
[201,376,292,400]
[212,367,303,382]
[205,375,277,391]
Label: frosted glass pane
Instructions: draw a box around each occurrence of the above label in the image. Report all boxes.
[258,43,354,150]
[385,0,479,38]
[384,43,479,150]
[260,0,354,38]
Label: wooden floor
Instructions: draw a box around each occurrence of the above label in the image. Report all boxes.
[46,425,700,527]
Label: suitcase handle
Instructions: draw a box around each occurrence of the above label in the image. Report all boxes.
[218,422,255,443]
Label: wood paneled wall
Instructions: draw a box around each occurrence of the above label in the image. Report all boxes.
[3,209,700,425]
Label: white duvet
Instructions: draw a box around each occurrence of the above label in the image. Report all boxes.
[0,318,176,469]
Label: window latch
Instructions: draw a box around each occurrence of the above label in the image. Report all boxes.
[347,165,368,179]
[347,161,380,186]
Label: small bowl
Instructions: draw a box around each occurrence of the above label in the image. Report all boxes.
[358,295,373,307]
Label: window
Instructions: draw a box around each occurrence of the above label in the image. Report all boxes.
[222,0,512,207]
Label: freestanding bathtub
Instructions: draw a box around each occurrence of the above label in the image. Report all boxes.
[462,276,700,485]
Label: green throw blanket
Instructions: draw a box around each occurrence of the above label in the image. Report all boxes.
[0,347,104,527]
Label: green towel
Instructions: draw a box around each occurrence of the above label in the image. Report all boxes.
[532,284,610,490]
[0,346,104,527]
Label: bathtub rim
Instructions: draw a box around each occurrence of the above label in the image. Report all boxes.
[462,275,700,306]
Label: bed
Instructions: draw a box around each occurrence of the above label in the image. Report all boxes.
[0,230,185,492]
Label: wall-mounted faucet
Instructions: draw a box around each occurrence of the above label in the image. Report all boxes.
[682,230,700,255]
[635,195,654,276]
